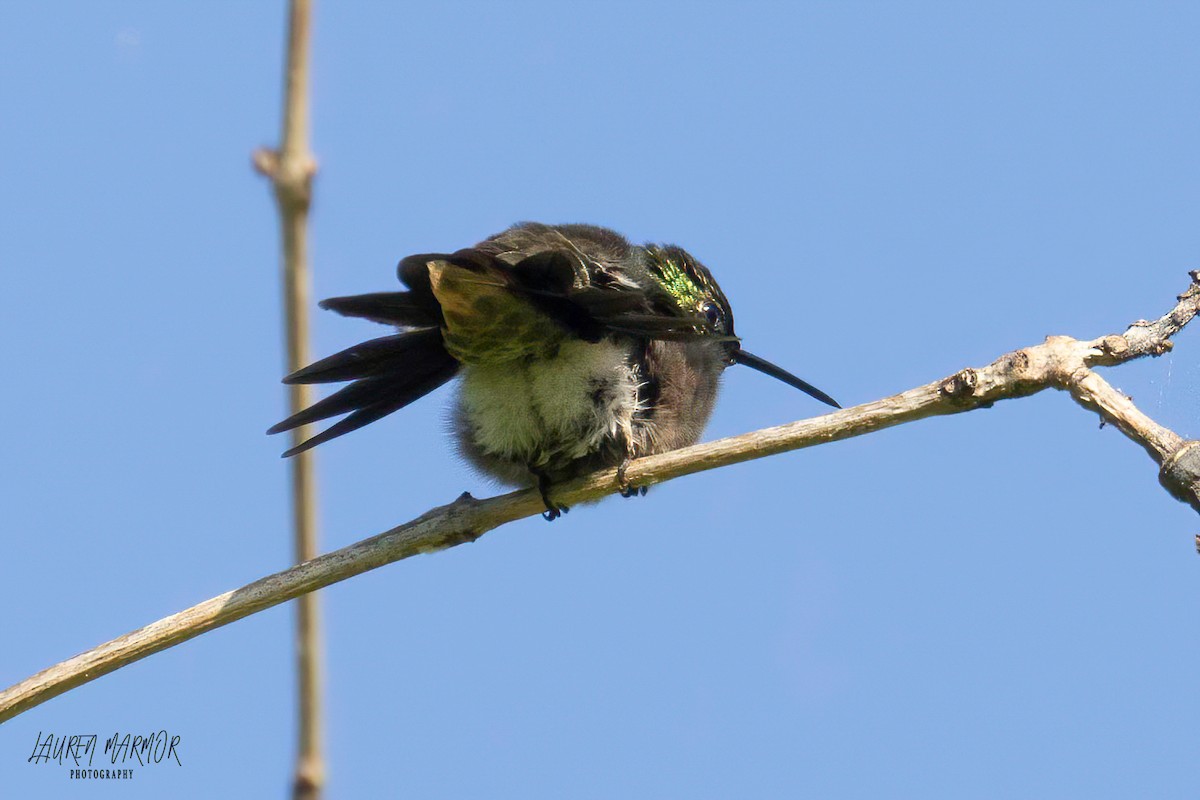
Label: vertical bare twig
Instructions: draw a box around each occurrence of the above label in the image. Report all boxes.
[253,1,323,798]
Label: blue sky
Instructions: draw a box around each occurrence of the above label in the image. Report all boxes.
[3,2,1199,797]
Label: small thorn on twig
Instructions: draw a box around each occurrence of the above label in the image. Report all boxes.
[252,147,280,178]
[449,491,479,513]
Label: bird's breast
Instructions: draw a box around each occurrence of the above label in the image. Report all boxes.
[456,339,640,469]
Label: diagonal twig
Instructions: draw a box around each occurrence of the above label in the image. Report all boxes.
[2,272,1199,726]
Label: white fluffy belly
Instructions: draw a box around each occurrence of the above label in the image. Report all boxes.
[457,339,640,467]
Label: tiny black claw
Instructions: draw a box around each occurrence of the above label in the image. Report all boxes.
[540,503,570,522]
[617,456,647,498]
[534,469,568,522]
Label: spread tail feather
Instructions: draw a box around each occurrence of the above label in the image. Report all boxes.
[319,292,442,327]
[282,328,446,385]
[269,327,459,456]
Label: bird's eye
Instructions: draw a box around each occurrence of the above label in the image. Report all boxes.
[701,301,724,331]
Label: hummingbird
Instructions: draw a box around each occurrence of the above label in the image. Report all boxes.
[269,222,840,520]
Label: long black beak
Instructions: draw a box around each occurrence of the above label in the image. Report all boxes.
[731,349,841,409]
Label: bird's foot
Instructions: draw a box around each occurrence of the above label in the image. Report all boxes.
[535,471,570,522]
[542,506,569,521]
[616,459,648,499]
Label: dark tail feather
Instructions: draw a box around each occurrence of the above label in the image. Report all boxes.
[269,329,459,454]
[319,292,442,327]
[269,375,403,435]
[283,328,445,384]
[279,360,457,457]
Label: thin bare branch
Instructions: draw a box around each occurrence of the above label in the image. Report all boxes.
[253,0,323,797]
[3,272,1199,726]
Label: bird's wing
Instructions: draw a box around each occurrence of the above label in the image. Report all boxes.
[399,246,721,351]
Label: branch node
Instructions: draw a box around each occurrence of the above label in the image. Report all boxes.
[1158,441,1200,513]
[1099,335,1130,358]
[252,147,280,178]
[253,148,316,210]
[449,491,491,521]
[293,764,322,800]
[1001,348,1033,375]
[939,368,978,401]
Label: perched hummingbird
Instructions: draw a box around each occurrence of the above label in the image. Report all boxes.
[269,222,839,519]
